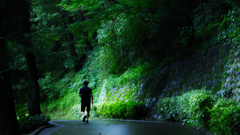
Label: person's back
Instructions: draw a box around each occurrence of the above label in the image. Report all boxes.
[80,86,92,105]
[79,81,93,123]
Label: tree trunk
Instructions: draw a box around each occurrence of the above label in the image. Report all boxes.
[0,7,20,134]
[26,51,42,116]
[21,0,41,116]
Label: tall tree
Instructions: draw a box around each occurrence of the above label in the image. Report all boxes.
[16,0,41,116]
[23,0,42,116]
[0,0,20,134]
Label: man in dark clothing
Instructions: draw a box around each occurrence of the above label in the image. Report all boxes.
[79,81,93,123]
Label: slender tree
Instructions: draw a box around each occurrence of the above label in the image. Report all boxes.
[14,0,41,116]
[22,0,42,116]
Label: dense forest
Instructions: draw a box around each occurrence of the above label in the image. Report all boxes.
[1,0,240,134]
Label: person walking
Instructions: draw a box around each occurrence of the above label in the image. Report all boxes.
[79,81,93,123]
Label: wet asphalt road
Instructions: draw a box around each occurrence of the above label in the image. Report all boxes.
[38,119,206,135]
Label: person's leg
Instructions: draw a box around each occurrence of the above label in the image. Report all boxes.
[81,104,85,116]
[86,104,90,123]
[81,111,85,116]
[86,111,90,120]
[81,104,86,122]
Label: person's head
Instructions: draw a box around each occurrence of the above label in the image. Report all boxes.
[83,81,88,86]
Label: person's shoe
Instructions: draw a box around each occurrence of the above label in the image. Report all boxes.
[83,116,86,122]
[86,119,88,123]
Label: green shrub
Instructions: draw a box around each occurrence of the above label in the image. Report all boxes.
[209,98,240,135]
[19,114,50,134]
[156,89,240,134]
[156,97,178,121]
[39,72,56,100]
[94,100,147,119]
[178,90,215,129]
[156,89,215,130]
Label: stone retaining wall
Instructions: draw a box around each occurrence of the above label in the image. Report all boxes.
[104,44,240,109]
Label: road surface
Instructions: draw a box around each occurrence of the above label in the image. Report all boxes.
[38,119,206,135]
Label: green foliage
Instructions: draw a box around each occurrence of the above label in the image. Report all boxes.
[215,0,240,45]
[39,72,55,99]
[39,71,72,101]
[63,57,78,69]
[87,45,135,77]
[156,97,178,121]
[209,98,240,135]
[85,46,148,91]
[39,68,101,119]
[59,0,217,73]
[117,64,148,86]
[194,0,228,37]
[156,89,215,130]
[156,89,240,134]
[41,91,80,120]
[179,90,215,129]
[94,100,147,119]
[15,104,28,121]
[19,114,50,134]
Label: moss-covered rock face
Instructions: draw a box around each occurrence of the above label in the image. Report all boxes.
[103,44,240,116]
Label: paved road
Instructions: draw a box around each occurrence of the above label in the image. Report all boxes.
[39,119,206,135]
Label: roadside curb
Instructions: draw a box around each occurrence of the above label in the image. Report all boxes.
[29,123,54,135]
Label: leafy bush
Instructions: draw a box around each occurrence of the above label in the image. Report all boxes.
[39,72,56,100]
[209,98,240,135]
[156,89,215,129]
[94,100,147,119]
[156,89,240,134]
[117,64,148,87]
[63,57,80,69]
[19,114,50,133]
[178,90,215,129]
[156,97,178,121]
